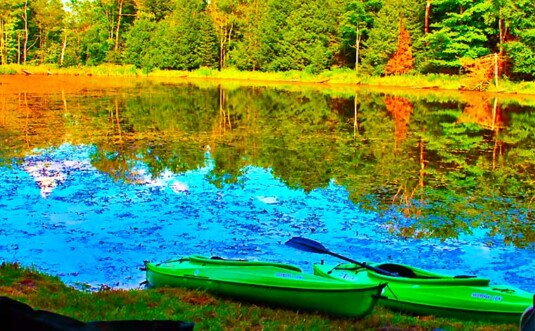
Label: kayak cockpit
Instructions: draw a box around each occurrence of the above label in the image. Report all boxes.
[328,262,490,285]
[150,255,303,272]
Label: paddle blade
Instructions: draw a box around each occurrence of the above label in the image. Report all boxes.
[285,237,329,254]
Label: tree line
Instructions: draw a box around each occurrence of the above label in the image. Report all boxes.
[1,0,534,79]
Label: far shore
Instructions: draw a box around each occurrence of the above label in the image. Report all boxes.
[2,64,535,96]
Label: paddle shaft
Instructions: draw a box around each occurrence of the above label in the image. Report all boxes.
[285,237,398,277]
[324,250,397,277]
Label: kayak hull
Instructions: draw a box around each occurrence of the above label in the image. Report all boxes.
[314,262,533,323]
[146,255,386,318]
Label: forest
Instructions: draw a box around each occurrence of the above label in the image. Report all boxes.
[0,0,534,80]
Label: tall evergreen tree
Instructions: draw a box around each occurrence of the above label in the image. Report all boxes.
[423,0,491,73]
[258,0,343,73]
[131,0,218,70]
[257,0,297,71]
[385,18,414,75]
[123,14,157,68]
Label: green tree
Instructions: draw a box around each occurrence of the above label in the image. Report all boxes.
[228,0,267,71]
[123,15,156,69]
[128,0,217,70]
[67,0,111,65]
[258,0,344,73]
[32,0,64,63]
[134,0,172,22]
[423,0,491,73]
[0,0,24,64]
[168,0,217,69]
[207,0,241,70]
[338,0,381,72]
[500,0,535,79]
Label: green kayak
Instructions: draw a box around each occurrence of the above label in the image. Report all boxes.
[145,255,386,318]
[314,261,534,323]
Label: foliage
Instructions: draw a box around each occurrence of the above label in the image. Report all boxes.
[423,0,491,74]
[337,0,381,70]
[361,0,422,76]
[123,0,218,71]
[500,0,535,79]
[227,1,267,71]
[123,17,157,69]
[256,0,345,73]
[0,0,534,80]
[384,19,414,75]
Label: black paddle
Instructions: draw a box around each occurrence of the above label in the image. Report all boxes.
[285,237,398,277]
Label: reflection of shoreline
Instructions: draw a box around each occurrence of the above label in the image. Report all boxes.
[0,75,139,95]
[2,74,535,106]
[458,96,506,130]
[5,63,535,97]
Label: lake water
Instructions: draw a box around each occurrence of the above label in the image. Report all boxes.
[0,75,534,293]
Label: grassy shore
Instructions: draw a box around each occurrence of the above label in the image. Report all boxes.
[2,63,535,95]
[0,262,518,330]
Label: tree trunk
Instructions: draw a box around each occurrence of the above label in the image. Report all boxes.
[17,31,20,64]
[23,0,28,64]
[425,0,431,33]
[219,21,234,71]
[39,29,45,64]
[219,36,224,70]
[0,19,5,65]
[498,17,506,56]
[115,0,124,51]
[355,24,361,74]
[225,23,234,69]
[60,32,67,65]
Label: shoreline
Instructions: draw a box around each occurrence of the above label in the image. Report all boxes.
[3,64,535,96]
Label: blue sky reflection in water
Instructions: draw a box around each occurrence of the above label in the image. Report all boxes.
[0,143,533,293]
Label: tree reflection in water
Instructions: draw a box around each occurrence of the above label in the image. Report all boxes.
[0,76,533,292]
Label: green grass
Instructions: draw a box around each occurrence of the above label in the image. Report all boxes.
[0,262,518,330]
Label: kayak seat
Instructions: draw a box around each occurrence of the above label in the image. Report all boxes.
[376,264,440,279]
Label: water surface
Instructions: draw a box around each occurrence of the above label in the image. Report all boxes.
[1,75,534,292]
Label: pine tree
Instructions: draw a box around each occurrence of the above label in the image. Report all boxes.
[423,0,490,73]
[385,18,414,75]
